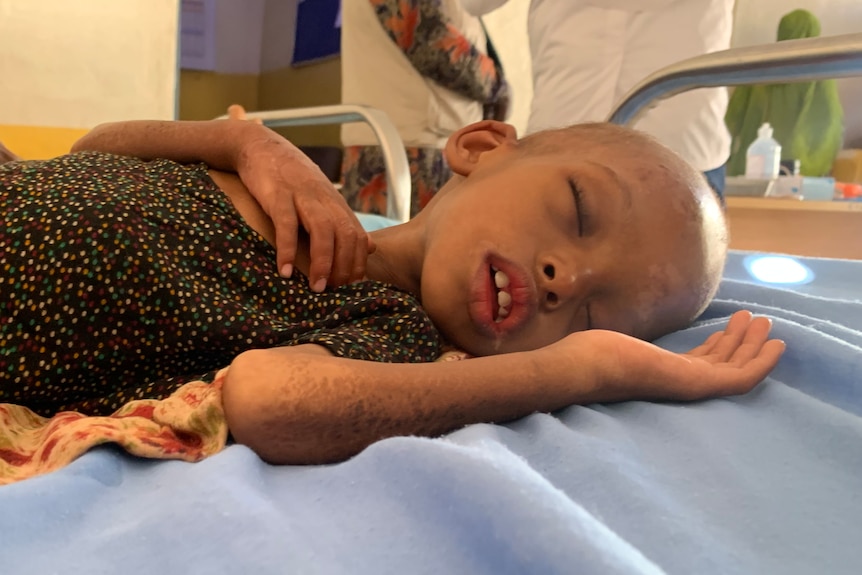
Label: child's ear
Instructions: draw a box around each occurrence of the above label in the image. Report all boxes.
[444,120,518,176]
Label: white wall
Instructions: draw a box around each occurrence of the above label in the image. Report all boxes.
[481,0,532,137]
[0,0,179,157]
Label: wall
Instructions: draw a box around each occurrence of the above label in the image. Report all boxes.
[178,0,264,120]
[0,0,179,159]
[480,0,532,137]
[177,0,342,146]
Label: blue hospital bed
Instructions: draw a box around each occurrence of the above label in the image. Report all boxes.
[2,33,862,575]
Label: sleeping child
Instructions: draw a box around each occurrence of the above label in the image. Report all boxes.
[0,117,785,465]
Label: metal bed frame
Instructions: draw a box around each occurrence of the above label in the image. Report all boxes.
[218,33,862,223]
[608,32,862,126]
[215,104,412,223]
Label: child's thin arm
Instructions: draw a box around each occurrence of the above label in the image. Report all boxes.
[222,311,785,465]
[72,119,254,167]
[73,120,372,289]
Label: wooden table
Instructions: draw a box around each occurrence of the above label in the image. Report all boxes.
[725,197,862,260]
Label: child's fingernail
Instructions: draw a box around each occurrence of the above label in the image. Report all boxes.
[280,264,293,278]
[312,278,327,292]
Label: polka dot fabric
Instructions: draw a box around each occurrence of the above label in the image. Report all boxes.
[0,153,441,416]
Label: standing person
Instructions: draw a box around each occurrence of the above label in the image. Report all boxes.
[340,0,508,217]
[724,9,844,178]
[463,0,734,198]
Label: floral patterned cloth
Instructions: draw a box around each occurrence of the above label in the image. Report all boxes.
[0,369,229,486]
[340,0,507,217]
[341,145,453,217]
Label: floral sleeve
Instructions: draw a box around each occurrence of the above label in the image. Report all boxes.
[369,0,506,104]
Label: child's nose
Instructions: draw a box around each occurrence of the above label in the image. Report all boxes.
[537,260,587,311]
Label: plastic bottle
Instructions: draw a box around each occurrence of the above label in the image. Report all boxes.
[745,123,781,179]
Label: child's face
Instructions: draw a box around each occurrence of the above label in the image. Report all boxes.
[417,128,723,357]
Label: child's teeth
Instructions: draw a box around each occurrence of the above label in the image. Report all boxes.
[498,306,510,318]
[494,270,510,289]
[497,290,511,308]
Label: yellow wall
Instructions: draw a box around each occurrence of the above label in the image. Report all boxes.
[178,58,342,146]
[258,59,343,147]
[176,0,341,147]
[178,71,261,121]
[0,0,179,159]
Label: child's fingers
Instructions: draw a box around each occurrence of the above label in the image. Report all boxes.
[329,219,360,287]
[349,233,370,283]
[685,310,751,358]
[274,201,301,279]
[227,104,262,124]
[726,316,776,366]
[719,339,786,395]
[227,104,245,120]
[298,202,336,292]
[701,310,756,361]
[685,331,725,357]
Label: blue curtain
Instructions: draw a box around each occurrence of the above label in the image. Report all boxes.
[292,0,341,65]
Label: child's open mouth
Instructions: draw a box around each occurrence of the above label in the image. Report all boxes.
[469,252,535,339]
[490,265,512,323]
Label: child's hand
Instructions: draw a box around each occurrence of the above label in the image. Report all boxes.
[228,105,374,290]
[549,310,785,403]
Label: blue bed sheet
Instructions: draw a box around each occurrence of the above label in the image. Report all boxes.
[1,251,861,575]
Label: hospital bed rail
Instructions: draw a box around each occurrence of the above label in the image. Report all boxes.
[608,32,862,126]
[216,34,862,222]
[215,104,411,223]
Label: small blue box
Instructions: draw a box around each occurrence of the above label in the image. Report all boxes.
[801,177,836,201]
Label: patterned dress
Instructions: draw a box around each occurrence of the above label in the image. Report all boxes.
[341,0,508,217]
[0,152,442,416]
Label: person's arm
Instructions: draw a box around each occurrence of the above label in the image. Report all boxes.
[222,311,785,465]
[72,119,372,290]
[370,0,506,105]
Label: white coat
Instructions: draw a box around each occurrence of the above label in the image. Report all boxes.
[462,0,734,172]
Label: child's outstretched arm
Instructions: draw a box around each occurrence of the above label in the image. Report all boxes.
[72,119,371,290]
[222,311,785,465]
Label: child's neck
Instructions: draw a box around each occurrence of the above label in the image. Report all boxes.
[365,222,424,299]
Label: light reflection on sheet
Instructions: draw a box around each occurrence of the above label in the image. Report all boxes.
[743,254,815,285]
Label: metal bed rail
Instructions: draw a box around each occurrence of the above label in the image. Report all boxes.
[607,33,862,127]
[215,104,411,223]
[216,34,862,221]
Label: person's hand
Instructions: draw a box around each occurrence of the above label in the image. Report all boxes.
[228,105,375,291]
[549,310,786,403]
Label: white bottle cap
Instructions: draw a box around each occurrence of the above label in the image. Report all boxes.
[758,123,773,139]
